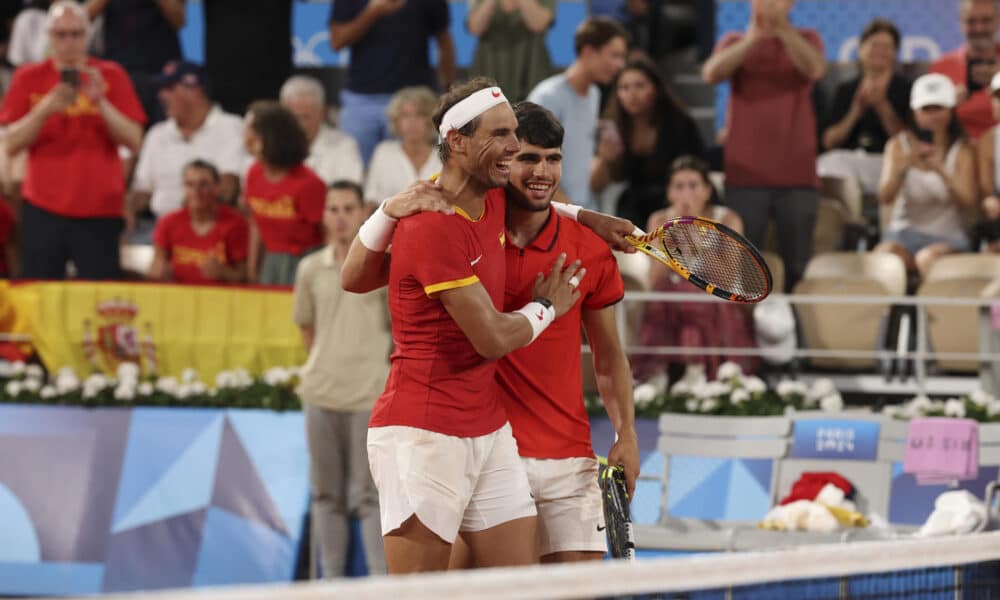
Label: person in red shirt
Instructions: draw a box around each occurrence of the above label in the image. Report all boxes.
[0,1,145,280]
[931,0,1000,140]
[341,79,587,574]
[243,101,326,286]
[702,0,825,291]
[150,159,249,285]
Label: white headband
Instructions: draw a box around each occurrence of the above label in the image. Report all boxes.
[438,86,509,140]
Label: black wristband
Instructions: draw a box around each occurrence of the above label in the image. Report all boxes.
[532,297,553,310]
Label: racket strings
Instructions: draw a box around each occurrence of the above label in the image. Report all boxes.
[661,223,769,301]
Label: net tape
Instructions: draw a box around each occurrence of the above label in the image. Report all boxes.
[84,532,1000,600]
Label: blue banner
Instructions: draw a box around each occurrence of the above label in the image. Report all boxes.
[0,405,309,595]
[790,419,881,461]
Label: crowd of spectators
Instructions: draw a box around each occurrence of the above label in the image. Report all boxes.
[3,0,1000,381]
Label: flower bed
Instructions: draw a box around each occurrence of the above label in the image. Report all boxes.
[0,362,301,411]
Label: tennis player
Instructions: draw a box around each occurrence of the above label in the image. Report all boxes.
[453,102,639,566]
[341,78,587,574]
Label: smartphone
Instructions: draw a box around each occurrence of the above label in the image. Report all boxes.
[915,128,934,144]
[60,68,79,90]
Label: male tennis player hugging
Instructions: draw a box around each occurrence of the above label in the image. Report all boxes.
[341,79,639,573]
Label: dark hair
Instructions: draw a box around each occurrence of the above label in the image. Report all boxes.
[906,108,967,147]
[667,155,720,205]
[860,18,900,49]
[574,17,629,56]
[513,101,564,149]
[183,158,220,183]
[247,101,309,169]
[328,179,364,206]
[432,77,499,163]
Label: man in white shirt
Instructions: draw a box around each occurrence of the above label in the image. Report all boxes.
[280,75,364,186]
[128,61,247,238]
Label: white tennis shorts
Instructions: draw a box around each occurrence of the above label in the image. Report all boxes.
[523,456,607,556]
[367,423,536,543]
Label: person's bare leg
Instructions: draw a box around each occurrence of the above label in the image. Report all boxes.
[382,515,452,574]
[541,551,604,563]
[874,241,916,272]
[914,243,955,279]
[448,533,475,569]
[460,516,538,568]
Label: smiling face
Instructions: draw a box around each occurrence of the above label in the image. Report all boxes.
[507,141,562,212]
[454,102,520,187]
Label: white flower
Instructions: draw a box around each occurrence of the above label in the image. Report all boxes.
[5,380,22,396]
[670,380,693,396]
[784,405,797,416]
[114,383,136,402]
[22,378,41,393]
[25,364,44,380]
[930,399,946,413]
[633,383,657,407]
[882,405,902,419]
[716,361,743,382]
[731,388,750,405]
[808,378,837,401]
[54,367,80,393]
[233,368,253,388]
[82,385,98,399]
[902,395,932,419]
[138,382,154,396]
[116,362,141,384]
[155,376,179,395]
[969,389,994,408]
[215,371,237,389]
[776,379,808,398]
[10,361,25,376]
[84,373,109,391]
[263,367,291,386]
[700,398,719,413]
[685,398,699,412]
[944,398,966,418]
[40,385,57,399]
[176,383,193,399]
[181,368,199,384]
[189,381,207,395]
[743,376,767,394]
[820,393,844,413]
[987,400,1000,418]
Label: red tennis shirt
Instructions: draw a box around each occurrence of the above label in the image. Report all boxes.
[370,188,509,437]
[0,58,146,218]
[244,162,326,255]
[152,204,249,285]
[496,207,625,458]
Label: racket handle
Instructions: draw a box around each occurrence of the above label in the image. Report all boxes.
[630,226,645,238]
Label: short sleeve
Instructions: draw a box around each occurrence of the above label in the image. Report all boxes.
[102,62,147,126]
[0,67,33,125]
[132,133,157,192]
[225,216,250,263]
[330,0,364,24]
[292,259,315,326]
[582,247,625,310]
[295,170,327,225]
[425,0,450,35]
[393,217,478,296]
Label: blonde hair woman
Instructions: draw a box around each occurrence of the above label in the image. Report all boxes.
[364,86,442,204]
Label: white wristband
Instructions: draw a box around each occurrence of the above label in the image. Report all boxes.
[357,201,398,252]
[514,300,556,344]
[552,202,582,221]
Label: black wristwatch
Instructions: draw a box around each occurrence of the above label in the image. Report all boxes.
[532,297,553,310]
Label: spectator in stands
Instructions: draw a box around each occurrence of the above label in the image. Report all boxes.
[467,0,554,102]
[86,0,184,125]
[149,159,248,284]
[979,73,1000,238]
[293,179,388,578]
[632,155,757,382]
[701,0,825,292]
[203,0,292,115]
[364,86,441,205]
[0,1,145,280]
[0,198,18,278]
[128,61,246,240]
[819,19,909,198]
[329,0,455,165]
[876,74,976,279]
[243,101,326,285]
[591,57,704,227]
[931,0,1000,139]
[528,17,628,210]
[279,75,363,186]
[8,1,52,67]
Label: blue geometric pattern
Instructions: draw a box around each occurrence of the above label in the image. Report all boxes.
[193,507,295,586]
[668,457,773,521]
[0,481,39,562]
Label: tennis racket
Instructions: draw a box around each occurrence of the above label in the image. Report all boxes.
[627,216,772,303]
[599,462,635,560]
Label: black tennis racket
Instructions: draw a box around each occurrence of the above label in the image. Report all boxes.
[628,216,772,303]
[600,462,635,560]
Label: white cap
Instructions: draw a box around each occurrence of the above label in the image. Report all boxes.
[991,71,1000,94]
[910,73,957,110]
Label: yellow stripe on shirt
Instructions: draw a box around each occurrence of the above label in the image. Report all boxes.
[424,275,480,297]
